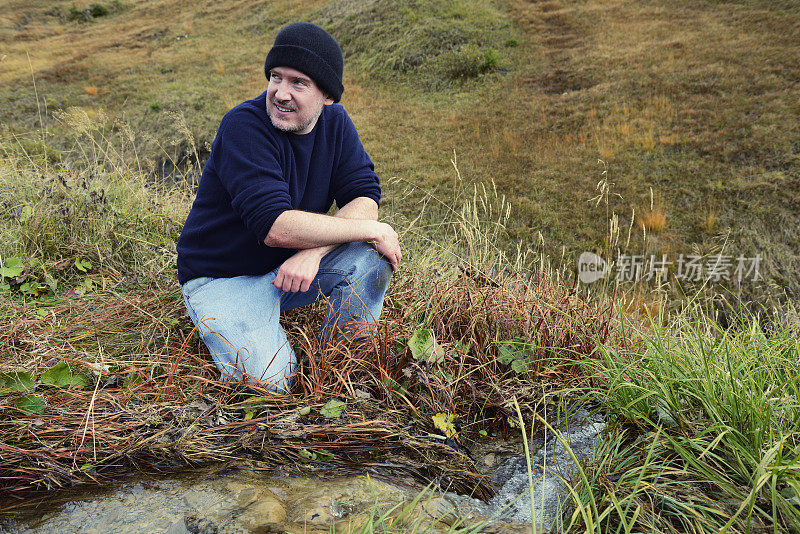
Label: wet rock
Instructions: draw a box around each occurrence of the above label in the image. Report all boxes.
[285,475,409,526]
[239,493,287,527]
[414,496,459,527]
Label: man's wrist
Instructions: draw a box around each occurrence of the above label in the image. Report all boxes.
[299,245,332,258]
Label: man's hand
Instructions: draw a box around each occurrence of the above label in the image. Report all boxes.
[269,198,401,291]
[272,247,326,293]
[370,221,402,270]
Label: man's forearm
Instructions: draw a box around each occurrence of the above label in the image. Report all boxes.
[305,197,379,256]
[264,197,380,249]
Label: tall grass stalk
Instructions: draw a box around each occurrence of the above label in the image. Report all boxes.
[567,305,800,532]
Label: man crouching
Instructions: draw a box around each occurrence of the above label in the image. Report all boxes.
[176,22,401,392]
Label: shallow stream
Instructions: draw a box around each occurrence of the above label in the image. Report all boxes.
[1,411,604,533]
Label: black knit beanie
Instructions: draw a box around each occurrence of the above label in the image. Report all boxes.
[264,22,344,102]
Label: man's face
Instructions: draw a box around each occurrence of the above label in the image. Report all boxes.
[266,66,333,135]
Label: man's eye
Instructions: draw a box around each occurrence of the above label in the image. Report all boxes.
[295,80,307,87]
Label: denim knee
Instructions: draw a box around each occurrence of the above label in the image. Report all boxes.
[345,241,393,291]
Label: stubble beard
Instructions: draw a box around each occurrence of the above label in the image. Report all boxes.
[267,98,324,134]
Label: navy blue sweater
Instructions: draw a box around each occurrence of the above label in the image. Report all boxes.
[176,92,380,284]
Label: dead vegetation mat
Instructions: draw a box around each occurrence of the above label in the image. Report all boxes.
[0,271,616,510]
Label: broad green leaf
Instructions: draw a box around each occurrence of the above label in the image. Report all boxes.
[497,343,516,364]
[315,449,334,461]
[40,362,73,387]
[654,404,678,428]
[0,257,23,279]
[498,337,529,366]
[0,371,35,394]
[297,406,311,416]
[40,362,90,389]
[320,399,345,419]
[45,275,58,293]
[20,206,32,222]
[70,373,91,388]
[408,329,444,364]
[511,359,528,374]
[298,448,316,460]
[432,413,458,439]
[15,394,46,413]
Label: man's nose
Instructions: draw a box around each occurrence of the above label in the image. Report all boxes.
[274,80,291,101]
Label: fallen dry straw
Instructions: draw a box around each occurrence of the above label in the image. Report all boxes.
[0,271,616,509]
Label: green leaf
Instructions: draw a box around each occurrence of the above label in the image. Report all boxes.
[511,359,528,374]
[75,258,89,272]
[70,373,91,388]
[0,371,36,394]
[498,337,530,368]
[20,206,32,223]
[315,449,334,461]
[15,394,46,413]
[497,343,516,364]
[45,275,58,293]
[654,404,678,428]
[0,257,23,279]
[408,329,445,364]
[297,406,311,416]
[40,362,73,387]
[40,362,89,389]
[298,448,316,461]
[479,429,488,437]
[781,486,800,507]
[320,399,345,419]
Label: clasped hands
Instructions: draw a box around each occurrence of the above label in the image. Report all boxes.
[271,221,401,293]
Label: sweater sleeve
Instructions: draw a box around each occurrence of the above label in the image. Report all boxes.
[331,109,381,209]
[214,110,293,243]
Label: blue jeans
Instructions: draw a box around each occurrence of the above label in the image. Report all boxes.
[181,241,392,392]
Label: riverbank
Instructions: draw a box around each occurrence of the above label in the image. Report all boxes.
[0,138,613,510]
[2,131,799,531]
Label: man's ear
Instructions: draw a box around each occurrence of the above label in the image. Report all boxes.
[323,93,335,106]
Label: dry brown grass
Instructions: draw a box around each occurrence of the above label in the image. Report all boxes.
[637,198,667,235]
[0,262,616,504]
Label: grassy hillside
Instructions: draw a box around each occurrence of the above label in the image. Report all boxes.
[2,2,800,531]
[2,0,799,312]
